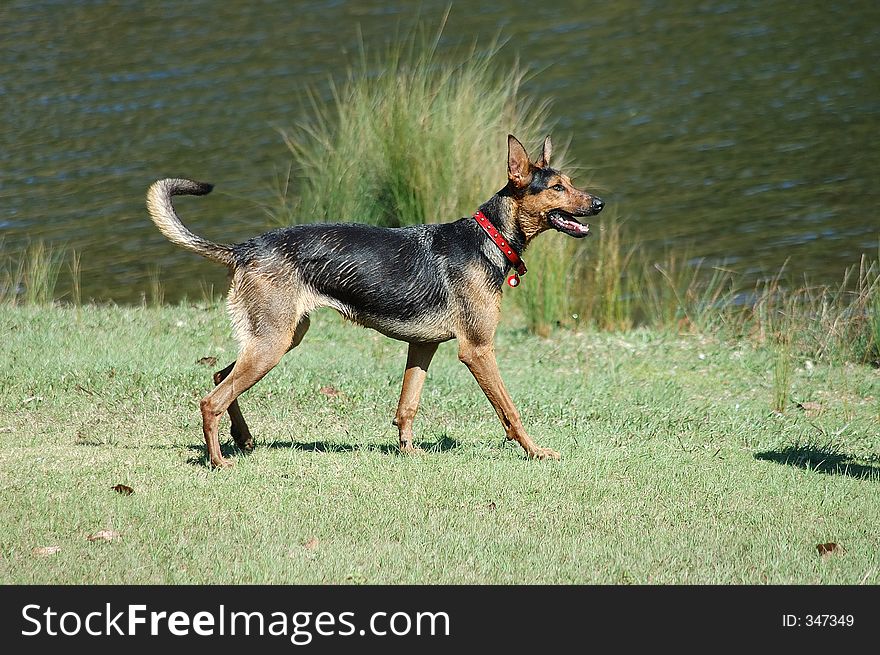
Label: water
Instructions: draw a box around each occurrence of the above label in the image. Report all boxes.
[1,0,878,303]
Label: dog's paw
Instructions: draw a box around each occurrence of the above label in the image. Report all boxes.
[399,443,424,455]
[235,439,255,453]
[210,456,235,469]
[531,447,560,461]
[230,426,254,452]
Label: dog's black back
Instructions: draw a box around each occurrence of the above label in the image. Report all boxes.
[231,218,507,341]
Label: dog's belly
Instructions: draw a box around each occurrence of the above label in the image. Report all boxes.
[307,267,455,342]
[348,309,455,343]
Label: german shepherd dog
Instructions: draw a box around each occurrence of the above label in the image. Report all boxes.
[147,135,604,468]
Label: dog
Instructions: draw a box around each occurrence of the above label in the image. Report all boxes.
[147,134,604,467]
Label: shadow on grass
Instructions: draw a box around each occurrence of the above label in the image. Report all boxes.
[185,435,461,467]
[755,445,880,481]
[185,441,249,467]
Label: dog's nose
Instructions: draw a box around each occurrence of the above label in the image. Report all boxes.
[591,197,604,213]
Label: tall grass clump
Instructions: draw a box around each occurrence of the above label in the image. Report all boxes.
[0,240,66,306]
[147,265,165,308]
[68,250,82,308]
[765,291,797,413]
[651,259,739,334]
[517,232,577,337]
[836,254,880,364]
[279,17,553,228]
[748,255,880,365]
[562,218,879,364]
[566,216,740,334]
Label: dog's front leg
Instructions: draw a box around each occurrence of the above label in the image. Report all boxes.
[458,339,560,460]
[393,342,439,453]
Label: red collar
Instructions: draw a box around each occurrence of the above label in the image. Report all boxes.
[473,211,527,281]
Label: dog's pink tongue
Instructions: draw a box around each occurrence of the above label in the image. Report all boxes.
[553,215,590,235]
[568,220,590,235]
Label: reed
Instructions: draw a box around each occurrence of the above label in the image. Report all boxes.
[68,250,82,307]
[516,232,576,337]
[0,240,65,306]
[148,265,164,308]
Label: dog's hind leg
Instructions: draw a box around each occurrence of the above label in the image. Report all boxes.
[211,316,311,454]
[393,342,439,453]
[213,361,253,452]
[200,328,293,468]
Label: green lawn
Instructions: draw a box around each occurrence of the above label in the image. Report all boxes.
[1,304,878,583]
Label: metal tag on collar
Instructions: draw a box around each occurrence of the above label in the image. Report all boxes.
[507,272,520,287]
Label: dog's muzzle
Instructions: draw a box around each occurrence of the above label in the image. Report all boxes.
[548,197,604,238]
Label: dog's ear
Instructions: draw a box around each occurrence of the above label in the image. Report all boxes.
[535,135,552,169]
[507,134,533,188]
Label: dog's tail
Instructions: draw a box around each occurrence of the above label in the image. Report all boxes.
[146,178,235,267]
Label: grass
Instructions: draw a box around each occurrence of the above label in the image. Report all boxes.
[1,303,878,584]
[569,216,636,332]
[871,286,880,366]
[551,222,880,370]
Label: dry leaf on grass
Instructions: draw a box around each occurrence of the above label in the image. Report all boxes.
[112,484,134,495]
[796,401,823,415]
[87,530,121,543]
[319,386,341,399]
[303,537,319,550]
[345,573,367,585]
[196,356,218,366]
[33,546,61,557]
[817,542,845,556]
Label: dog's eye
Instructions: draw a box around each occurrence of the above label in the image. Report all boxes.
[552,184,565,192]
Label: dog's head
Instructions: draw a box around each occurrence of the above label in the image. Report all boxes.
[506,134,604,241]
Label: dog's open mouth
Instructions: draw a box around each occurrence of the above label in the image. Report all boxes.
[548,210,591,238]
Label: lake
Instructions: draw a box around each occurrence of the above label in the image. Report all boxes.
[1,0,877,303]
